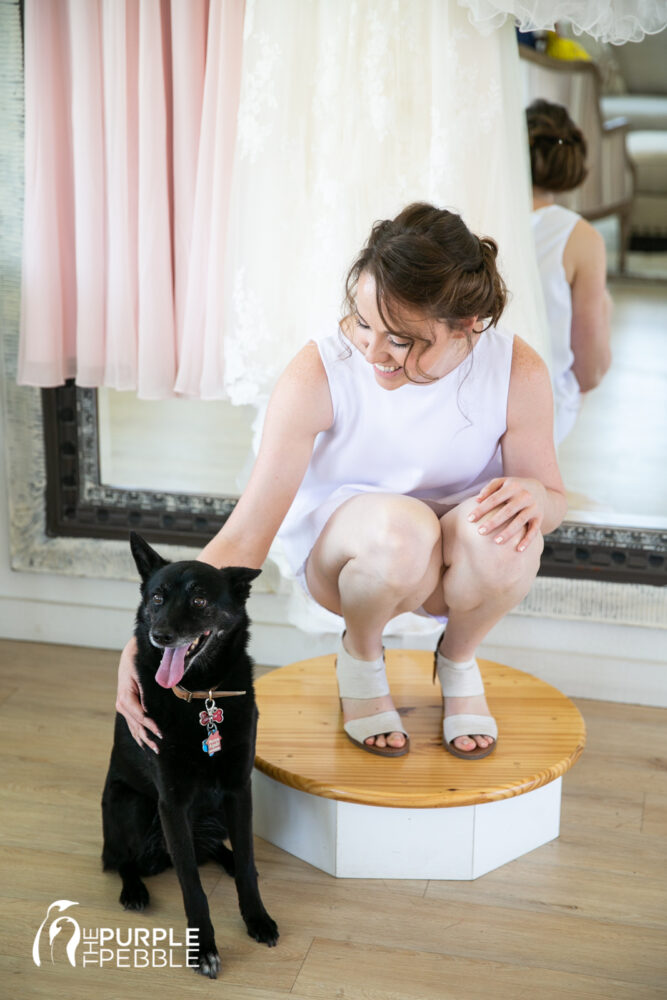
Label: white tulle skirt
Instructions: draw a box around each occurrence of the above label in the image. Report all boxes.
[458,0,667,45]
[220,0,551,408]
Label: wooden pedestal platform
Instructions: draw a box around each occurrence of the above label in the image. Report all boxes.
[252,651,586,879]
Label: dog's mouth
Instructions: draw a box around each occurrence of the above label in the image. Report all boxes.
[154,630,213,689]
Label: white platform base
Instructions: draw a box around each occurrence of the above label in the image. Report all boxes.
[252,770,562,880]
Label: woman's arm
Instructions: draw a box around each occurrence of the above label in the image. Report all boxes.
[564,219,612,392]
[119,341,333,750]
[198,341,333,568]
[468,336,568,550]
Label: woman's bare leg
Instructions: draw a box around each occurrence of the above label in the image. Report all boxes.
[306,494,443,749]
[422,496,544,752]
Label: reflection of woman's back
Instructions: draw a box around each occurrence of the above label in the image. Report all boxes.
[527,100,612,444]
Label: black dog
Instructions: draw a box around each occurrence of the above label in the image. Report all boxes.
[102,532,278,978]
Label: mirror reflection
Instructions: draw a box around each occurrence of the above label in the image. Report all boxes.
[97,272,667,527]
[98,26,667,532]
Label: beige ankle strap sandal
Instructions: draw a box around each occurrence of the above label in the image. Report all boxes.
[336,638,409,757]
[433,643,497,760]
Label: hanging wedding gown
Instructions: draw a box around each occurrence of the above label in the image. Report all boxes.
[458,0,667,44]
[220,0,550,409]
[217,0,551,634]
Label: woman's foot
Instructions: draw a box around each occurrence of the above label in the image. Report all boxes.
[337,635,408,752]
[340,693,407,750]
[435,640,497,758]
[444,693,495,753]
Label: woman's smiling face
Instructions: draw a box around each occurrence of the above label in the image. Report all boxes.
[349,272,474,390]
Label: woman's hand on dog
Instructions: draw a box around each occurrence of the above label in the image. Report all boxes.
[116,638,163,753]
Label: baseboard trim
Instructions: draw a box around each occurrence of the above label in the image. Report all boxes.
[1,594,664,707]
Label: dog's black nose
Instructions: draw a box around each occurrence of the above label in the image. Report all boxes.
[152,630,176,646]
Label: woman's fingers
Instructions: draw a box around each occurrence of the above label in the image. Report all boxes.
[116,673,162,754]
[469,480,505,519]
[135,725,161,755]
[474,477,504,503]
[468,478,545,552]
[470,482,523,522]
[517,519,541,552]
[124,714,161,754]
[476,496,529,536]
[125,711,162,754]
[474,494,536,534]
[492,510,539,545]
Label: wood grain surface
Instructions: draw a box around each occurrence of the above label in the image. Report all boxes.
[254,651,586,808]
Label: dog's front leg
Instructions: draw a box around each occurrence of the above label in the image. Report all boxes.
[224,786,279,946]
[157,799,220,978]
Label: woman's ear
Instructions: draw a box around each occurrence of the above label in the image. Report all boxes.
[450,316,478,338]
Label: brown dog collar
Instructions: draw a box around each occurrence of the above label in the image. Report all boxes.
[172,685,246,703]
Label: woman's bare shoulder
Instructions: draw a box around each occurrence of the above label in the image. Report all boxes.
[564,218,606,282]
[270,340,334,433]
[509,335,550,387]
[505,336,555,442]
[283,340,327,381]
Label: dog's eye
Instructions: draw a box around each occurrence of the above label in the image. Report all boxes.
[192,597,207,608]
[152,594,164,605]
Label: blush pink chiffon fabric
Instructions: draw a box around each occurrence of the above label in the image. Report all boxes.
[18,0,244,399]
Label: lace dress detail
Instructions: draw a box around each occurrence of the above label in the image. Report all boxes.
[221,0,550,406]
[459,0,667,44]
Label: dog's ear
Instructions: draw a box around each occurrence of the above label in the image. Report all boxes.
[224,567,261,604]
[130,532,169,582]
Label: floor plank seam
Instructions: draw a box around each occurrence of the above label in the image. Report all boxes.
[289,935,316,994]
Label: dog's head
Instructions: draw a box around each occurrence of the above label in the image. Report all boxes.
[130,532,260,690]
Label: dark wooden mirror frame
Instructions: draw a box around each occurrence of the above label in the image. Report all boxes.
[42,382,667,586]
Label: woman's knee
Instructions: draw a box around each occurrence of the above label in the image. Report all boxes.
[441,499,543,605]
[334,495,442,591]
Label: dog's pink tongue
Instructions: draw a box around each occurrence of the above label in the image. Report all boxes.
[155,646,188,688]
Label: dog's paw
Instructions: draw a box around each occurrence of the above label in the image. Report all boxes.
[120,881,149,911]
[245,912,279,947]
[193,948,221,979]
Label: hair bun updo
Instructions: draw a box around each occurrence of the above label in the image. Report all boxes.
[345,203,507,331]
[526,98,588,193]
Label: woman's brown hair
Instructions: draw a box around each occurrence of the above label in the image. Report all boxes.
[526,98,588,193]
[343,203,507,382]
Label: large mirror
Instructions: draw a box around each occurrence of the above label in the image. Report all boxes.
[39,26,667,586]
[43,248,667,586]
[557,264,667,527]
[92,260,666,531]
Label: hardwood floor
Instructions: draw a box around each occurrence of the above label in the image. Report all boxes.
[0,639,665,999]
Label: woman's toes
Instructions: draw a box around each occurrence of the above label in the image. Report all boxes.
[387,732,406,748]
[453,735,476,752]
[364,731,404,749]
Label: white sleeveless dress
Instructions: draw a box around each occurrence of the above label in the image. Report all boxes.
[276,326,514,585]
[530,205,582,444]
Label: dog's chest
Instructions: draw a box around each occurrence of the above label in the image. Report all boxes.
[152,697,254,789]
